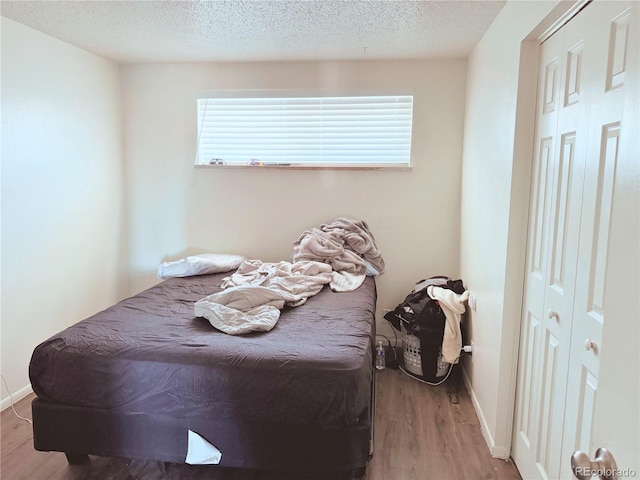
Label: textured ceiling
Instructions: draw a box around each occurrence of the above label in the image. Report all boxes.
[1,1,506,63]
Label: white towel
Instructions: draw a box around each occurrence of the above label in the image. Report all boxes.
[427,286,469,364]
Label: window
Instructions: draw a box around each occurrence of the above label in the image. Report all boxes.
[195,93,413,168]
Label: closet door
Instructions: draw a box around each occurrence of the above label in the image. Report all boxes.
[513,2,637,479]
[511,27,559,480]
[512,9,590,478]
[559,1,637,477]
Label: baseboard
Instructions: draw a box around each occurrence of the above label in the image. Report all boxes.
[461,367,511,459]
[1,383,33,412]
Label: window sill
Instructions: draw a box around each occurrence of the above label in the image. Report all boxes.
[194,164,412,171]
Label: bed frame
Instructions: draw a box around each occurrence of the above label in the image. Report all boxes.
[29,274,376,479]
[31,372,374,478]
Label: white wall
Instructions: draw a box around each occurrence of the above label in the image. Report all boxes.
[460,0,566,457]
[120,59,467,331]
[0,18,127,406]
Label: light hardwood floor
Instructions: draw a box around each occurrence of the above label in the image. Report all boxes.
[1,367,521,480]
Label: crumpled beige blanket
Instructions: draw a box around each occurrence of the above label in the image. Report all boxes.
[194,259,332,334]
[292,217,385,292]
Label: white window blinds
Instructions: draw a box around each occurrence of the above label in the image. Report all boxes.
[195,94,413,167]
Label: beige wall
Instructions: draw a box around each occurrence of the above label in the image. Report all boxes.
[120,59,468,332]
[460,0,566,458]
[0,18,127,406]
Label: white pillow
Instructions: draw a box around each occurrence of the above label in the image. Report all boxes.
[157,253,246,279]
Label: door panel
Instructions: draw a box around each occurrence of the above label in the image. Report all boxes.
[559,2,637,477]
[534,331,560,477]
[590,0,639,470]
[549,132,575,292]
[513,28,565,480]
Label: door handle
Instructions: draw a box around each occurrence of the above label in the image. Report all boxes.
[571,448,618,480]
[548,309,559,320]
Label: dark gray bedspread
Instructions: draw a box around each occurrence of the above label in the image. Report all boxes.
[29,273,376,429]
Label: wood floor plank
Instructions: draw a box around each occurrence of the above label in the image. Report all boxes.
[1,368,521,480]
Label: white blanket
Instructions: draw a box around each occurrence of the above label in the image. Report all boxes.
[194,260,332,334]
[292,217,385,292]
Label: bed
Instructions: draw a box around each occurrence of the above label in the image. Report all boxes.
[29,272,377,478]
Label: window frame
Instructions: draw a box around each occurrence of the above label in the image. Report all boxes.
[194,90,414,170]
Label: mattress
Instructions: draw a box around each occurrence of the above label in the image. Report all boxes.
[29,273,376,430]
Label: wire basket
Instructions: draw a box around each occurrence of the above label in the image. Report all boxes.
[401,325,423,376]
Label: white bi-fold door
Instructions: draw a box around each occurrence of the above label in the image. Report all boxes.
[512,2,638,479]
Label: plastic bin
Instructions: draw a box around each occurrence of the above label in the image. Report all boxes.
[401,325,423,376]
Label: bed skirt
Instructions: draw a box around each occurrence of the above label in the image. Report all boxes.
[32,396,372,478]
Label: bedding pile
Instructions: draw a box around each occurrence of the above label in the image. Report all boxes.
[193,217,384,334]
[194,260,331,334]
[292,217,385,291]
